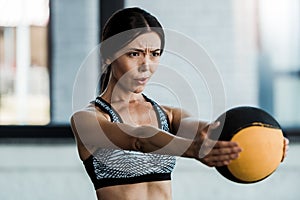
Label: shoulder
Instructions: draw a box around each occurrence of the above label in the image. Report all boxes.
[162,106,191,134]
[70,103,110,129]
[161,105,191,120]
[160,105,191,134]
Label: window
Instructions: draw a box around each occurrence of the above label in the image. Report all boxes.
[0,0,117,138]
[0,0,50,125]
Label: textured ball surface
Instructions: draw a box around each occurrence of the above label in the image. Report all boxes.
[213,106,284,183]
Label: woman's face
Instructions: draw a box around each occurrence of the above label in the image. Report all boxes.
[110,32,162,93]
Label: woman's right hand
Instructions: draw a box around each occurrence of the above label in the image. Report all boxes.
[195,122,242,167]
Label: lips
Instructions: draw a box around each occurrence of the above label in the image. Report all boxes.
[134,77,149,85]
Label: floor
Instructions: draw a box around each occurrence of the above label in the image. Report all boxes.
[0,141,299,200]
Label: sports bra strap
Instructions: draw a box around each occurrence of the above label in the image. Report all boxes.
[95,97,123,123]
[94,94,170,132]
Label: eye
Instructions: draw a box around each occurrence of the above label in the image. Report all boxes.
[151,51,161,57]
[128,52,140,57]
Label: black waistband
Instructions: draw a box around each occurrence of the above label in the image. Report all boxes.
[92,172,172,189]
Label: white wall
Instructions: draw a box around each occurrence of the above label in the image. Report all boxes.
[51,0,99,123]
[126,0,259,120]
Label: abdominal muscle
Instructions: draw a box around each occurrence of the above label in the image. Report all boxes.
[96,180,172,200]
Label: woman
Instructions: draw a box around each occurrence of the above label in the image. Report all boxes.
[71,7,288,200]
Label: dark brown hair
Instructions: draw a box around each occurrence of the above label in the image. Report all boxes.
[99,7,165,94]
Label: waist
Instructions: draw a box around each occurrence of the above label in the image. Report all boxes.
[92,172,172,189]
[96,180,172,200]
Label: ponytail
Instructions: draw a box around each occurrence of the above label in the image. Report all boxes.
[100,64,111,94]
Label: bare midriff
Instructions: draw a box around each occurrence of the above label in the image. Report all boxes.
[96,180,172,200]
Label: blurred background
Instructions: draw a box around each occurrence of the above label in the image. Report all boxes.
[0,0,299,199]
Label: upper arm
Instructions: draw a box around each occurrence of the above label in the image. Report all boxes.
[162,106,208,139]
[162,106,191,134]
[70,108,138,151]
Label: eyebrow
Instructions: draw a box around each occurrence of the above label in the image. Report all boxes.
[128,48,161,52]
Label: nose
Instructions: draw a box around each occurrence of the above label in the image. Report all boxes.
[139,54,151,72]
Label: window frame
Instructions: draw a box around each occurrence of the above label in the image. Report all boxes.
[1,0,299,141]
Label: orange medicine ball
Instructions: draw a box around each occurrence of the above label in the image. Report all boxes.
[212,106,284,184]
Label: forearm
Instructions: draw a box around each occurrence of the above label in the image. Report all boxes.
[133,125,197,158]
[174,117,209,139]
[71,110,202,159]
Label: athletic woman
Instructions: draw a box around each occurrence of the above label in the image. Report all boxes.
[70,7,288,200]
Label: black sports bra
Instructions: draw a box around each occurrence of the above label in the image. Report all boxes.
[83,94,176,189]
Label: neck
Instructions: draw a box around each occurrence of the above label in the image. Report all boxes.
[100,77,144,104]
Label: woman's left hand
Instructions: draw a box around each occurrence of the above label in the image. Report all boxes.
[282,137,289,162]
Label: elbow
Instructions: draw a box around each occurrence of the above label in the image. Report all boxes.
[131,126,151,152]
[132,137,152,153]
[132,137,143,152]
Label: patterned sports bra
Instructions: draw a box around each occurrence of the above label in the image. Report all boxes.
[83,94,176,189]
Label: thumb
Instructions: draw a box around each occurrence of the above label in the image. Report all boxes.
[207,121,223,141]
[207,121,220,135]
[209,121,221,130]
[197,121,220,158]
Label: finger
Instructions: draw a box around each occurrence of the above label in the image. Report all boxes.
[202,154,238,167]
[198,140,241,159]
[281,137,289,162]
[285,137,289,145]
[213,140,241,149]
[284,137,289,151]
[209,146,242,156]
[203,160,230,167]
[206,121,221,140]
[197,137,218,158]
[212,160,232,167]
[202,149,240,162]
[284,138,290,153]
[201,138,239,149]
[208,121,220,130]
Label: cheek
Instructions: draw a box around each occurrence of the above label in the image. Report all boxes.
[150,63,159,73]
[113,67,127,79]
[111,60,135,79]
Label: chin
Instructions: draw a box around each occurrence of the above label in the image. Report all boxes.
[133,86,145,94]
